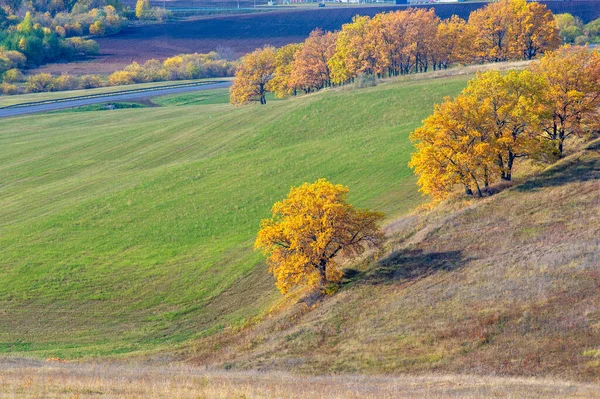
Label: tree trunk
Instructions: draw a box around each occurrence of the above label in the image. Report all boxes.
[505,151,515,181]
[558,131,565,157]
[318,259,327,288]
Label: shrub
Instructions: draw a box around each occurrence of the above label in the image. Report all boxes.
[64,37,100,56]
[89,20,105,36]
[354,73,377,89]
[80,74,103,88]
[52,74,79,91]
[108,70,136,86]
[26,73,54,92]
[0,82,19,95]
[3,68,25,83]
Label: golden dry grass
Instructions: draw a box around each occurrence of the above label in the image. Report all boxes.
[2,358,600,398]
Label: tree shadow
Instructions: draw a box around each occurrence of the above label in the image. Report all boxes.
[516,145,600,193]
[344,248,465,286]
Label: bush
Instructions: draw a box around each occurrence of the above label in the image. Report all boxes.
[89,20,105,35]
[64,37,100,56]
[354,73,377,89]
[0,82,19,95]
[108,70,136,86]
[3,68,25,83]
[26,73,54,92]
[52,74,79,91]
[80,74,103,88]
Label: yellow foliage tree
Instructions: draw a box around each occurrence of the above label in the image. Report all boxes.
[531,46,600,156]
[135,0,150,19]
[432,15,477,69]
[267,43,302,99]
[328,15,376,84]
[230,46,276,105]
[409,93,497,199]
[255,179,384,294]
[469,0,559,62]
[517,1,560,60]
[462,70,547,180]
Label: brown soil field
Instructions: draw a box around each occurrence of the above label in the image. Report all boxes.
[34,1,600,76]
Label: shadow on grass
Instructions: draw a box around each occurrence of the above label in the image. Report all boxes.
[515,156,600,193]
[344,248,464,286]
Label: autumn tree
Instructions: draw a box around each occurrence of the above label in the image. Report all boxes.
[267,43,302,99]
[135,0,150,19]
[463,70,547,181]
[468,0,519,62]
[329,15,377,84]
[409,94,497,199]
[255,179,384,294]
[469,0,558,62]
[407,8,439,73]
[517,1,560,60]
[432,15,476,70]
[531,46,600,156]
[291,29,338,92]
[230,46,276,105]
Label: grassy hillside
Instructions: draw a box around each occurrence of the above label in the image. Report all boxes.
[190,139,600,381]
[0,74,469,358]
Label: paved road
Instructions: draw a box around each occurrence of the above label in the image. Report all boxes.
[0,81,232,119]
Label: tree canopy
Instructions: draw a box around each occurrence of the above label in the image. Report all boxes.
[255,179,384,294]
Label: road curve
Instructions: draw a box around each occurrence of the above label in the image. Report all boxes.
[0,81,232,119]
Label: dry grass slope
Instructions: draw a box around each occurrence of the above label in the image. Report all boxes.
[187,139,600,381]
[2,358,600,398]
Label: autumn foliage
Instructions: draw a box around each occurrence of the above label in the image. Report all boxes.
[255,179,384,294]
[231,0,560,105]
[230,46,276,105]
[410,46,600,200]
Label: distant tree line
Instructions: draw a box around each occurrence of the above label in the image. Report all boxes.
[0,51,237,94]
[230,0,560,105]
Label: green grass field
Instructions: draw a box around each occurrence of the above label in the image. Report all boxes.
[0,79,228,107]
[0,75,469,358]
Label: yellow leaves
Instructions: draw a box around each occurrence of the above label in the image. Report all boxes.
[530,46,600,154]
[410,45,600,200]
[255,179,384,295]
[234,2,559,104]
[468,0,559,62]
[230,46,276,105]
[267,43,302,99]
[410,69,549,199]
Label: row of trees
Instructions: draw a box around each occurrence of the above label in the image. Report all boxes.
[41,5,126,37]
[409,46,600,200]
[108,52,237,86]
[0,11,98,67]
[1,0,124,16]
[0,51,237,94]
[231,0,560,105]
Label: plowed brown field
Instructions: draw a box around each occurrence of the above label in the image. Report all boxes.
[34,1,600,76]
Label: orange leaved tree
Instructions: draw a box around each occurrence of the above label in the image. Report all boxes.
[255,179,384,294]
[531,46,600,156]
[230,46,276,105]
